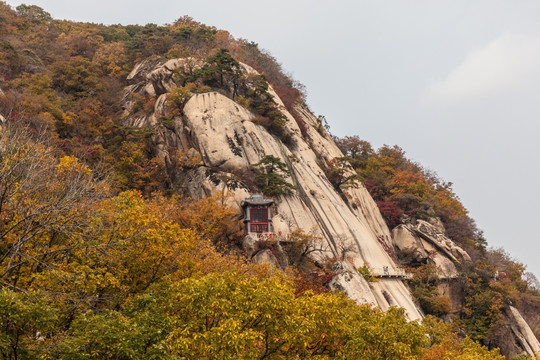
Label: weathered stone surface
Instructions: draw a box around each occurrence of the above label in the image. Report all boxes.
[504,306,540,358]
[126,56,164,84]
[328,261,378,307]
[241,234,258,258]
[427,217,446,233]
[436,281,463,319]
[251,249,281,268]
[392,225,429,263]
[392,221,471,279]
[414,220,471,263]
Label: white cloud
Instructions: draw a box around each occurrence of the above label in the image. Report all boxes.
[424,32,540,106]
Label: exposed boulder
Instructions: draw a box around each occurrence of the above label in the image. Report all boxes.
[392,224,429,264]
[126,56,165,84]
[242,234,289,269]
[392,220,470,279]
[328,261,378,307]
[241,234,258,258]
[327,261,422,320]
[499,306,540,358]
[252,249,281,268]
[414,220,471,263]
[427,217,446,233]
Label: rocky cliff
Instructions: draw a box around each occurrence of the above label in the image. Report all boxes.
[123,57,423,320]
[121,56,540,357]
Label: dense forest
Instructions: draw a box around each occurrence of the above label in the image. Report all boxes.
[0,2,538,359]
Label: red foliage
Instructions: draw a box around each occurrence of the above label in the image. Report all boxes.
[364,178,388,202]
[293,269,331,296]
[319,271,337,286]
[274,84,301,112]
[376,201,403,228]
[252,115,272,128]
[377,234,398,263]
[272,84,308,138]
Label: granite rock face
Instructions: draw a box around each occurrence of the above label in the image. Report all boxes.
[121,57,438,321]
[328,261,378,307]
[391,220,470,279]
[503,306,540,358]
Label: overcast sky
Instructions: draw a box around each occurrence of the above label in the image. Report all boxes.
[4,0,540,278]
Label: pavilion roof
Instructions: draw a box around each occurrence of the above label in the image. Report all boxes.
[241,194,274,207]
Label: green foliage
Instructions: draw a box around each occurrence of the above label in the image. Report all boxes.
[254,155,296,196]
[284,228,321,268]
[0,127,512,360]
[358,263,379,282]
[166,82,195,115]
[421,316,505,360]
[232,39,306,115]
[0,289,57,360]
[334,136,484,251]
[409,264,451,317]
[52,273,430,359]
[185,48,242,96]
[103,126,169,195]
[53,311,144,360]
[457,261,506,342]
[244,74,291,142]
[0,41,23,75]
[0,2,303,195]
[325,156,362,192]
[201,48,241,87]
[15,4,52,24]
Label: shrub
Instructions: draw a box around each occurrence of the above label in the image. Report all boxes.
[376,201,403,228]
[167,82,196,115]
[358,263,379,282]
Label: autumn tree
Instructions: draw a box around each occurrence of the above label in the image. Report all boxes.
[334,135,374,169]
[52,272,427,359]
[15,4,52,24]
[51,56,102,97]
[325,157,361,192]
[0,127,108,290]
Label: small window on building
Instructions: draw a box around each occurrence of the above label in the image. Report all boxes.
[249,207,268,233]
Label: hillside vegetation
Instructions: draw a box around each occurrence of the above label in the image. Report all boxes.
[0,2,537,359]
[334,137,540,351]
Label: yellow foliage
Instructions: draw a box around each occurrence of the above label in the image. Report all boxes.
[92,42,127,76]
[390,169,430,201]
[56,155,92,176]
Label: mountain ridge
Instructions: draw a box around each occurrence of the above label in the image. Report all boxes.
[0,3,539,358]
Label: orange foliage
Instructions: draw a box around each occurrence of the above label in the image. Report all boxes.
[149,191,242,246]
